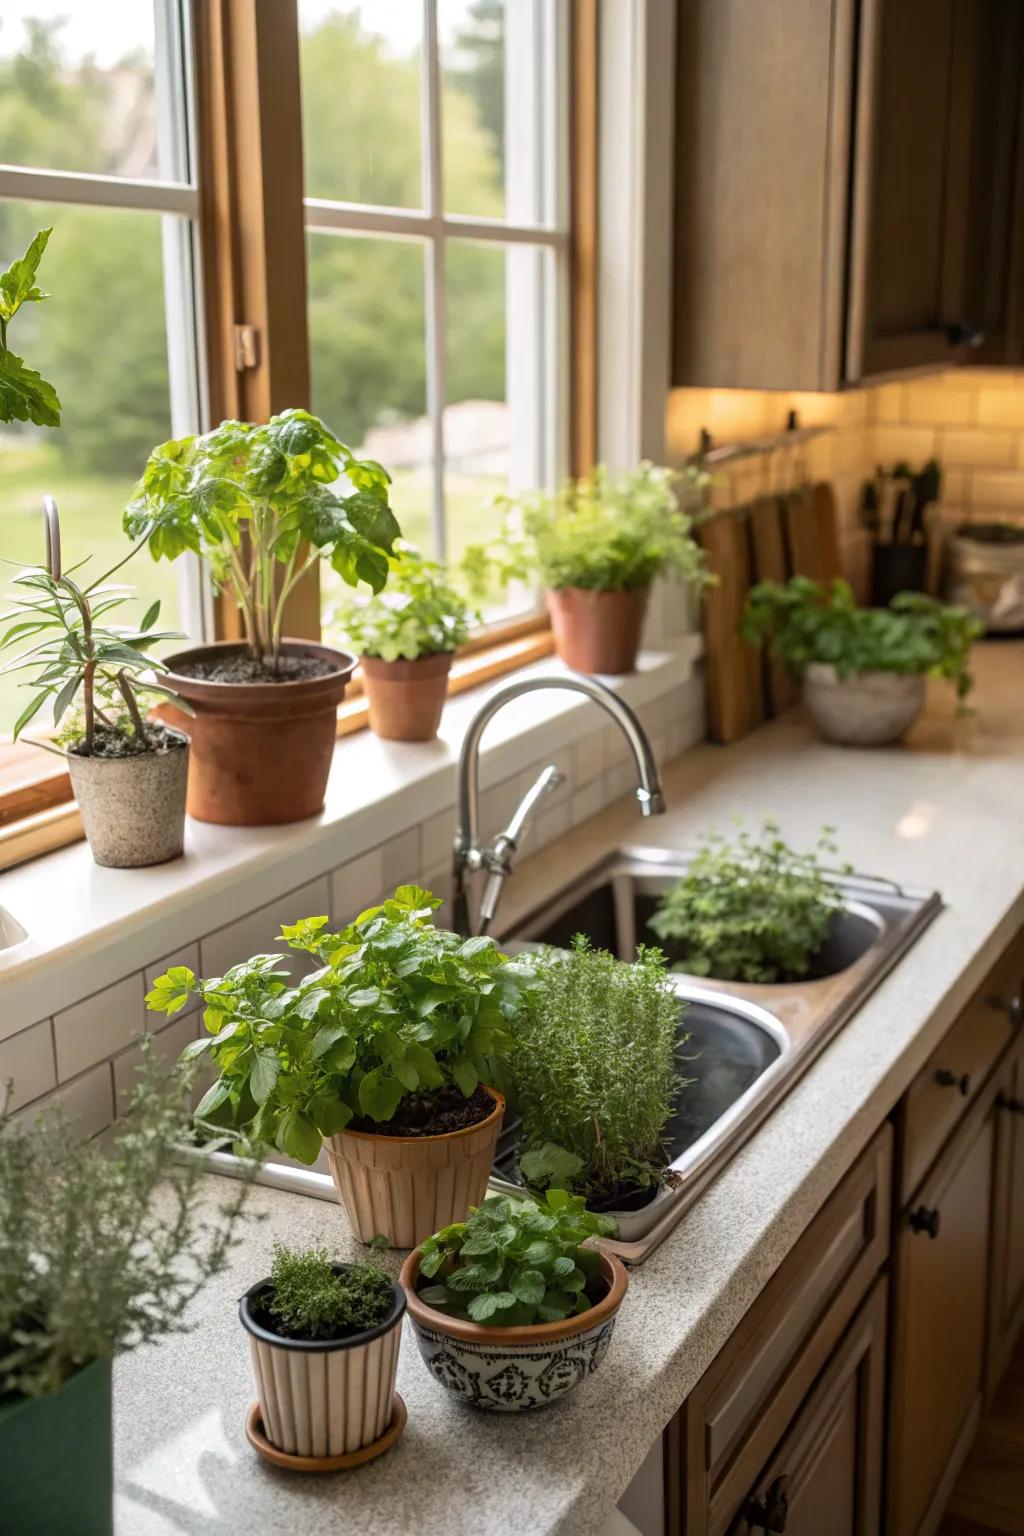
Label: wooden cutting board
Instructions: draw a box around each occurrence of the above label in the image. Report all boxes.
[749,496,798,713]
[698,511,764,743]
[782,482,843,585]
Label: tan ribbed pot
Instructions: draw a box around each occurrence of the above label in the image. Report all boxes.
[325,1086,505,1248]
[239,1270,405,1459]
[361,652,452,741]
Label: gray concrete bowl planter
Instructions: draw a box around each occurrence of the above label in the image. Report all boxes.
[802,664,926,747]
[67,725,189,868]
[400,1246,628,1412]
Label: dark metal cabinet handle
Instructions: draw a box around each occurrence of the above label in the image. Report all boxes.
[910,1206,941,1239]
[946,322,986,349]
[998,1094,1024,1116]
[935,1068,971,1096]
[987,994,1023,1028]
[743,1475,789,1533]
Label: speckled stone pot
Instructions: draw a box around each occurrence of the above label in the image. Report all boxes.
[802,664,926,746]
[67,732,188,867]
[401,1247,628,1412]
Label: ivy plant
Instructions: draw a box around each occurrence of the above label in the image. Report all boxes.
[0,227,61,429]
[508,937,682,1206]
[742,577,982,700]
[416,1189,615,1326]
[123,409,401,670]
[462,461,710,597]
[334,543,478,661]
[259,1242,394,1341]
[146,885,534,1164]
[648,821,847,984]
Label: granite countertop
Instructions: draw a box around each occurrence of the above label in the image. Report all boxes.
[114,643,1024,1536]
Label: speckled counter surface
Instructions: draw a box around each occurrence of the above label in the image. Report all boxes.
[114,644,1024,1536]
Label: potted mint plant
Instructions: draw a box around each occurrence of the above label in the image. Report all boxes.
[122,410,401,825]
[335,544,477,741]
[463,462,709,675]
[240,1242,406,1470]
[148,885,534,1248]
[399,1189,627,1412]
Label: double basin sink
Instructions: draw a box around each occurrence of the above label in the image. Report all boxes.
[492,844,941,1262]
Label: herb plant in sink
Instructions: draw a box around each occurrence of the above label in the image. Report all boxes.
[506,937,684,1234]
[240,1241,407,1469]
[147,885,535,1248]
[399,1188,627,1411]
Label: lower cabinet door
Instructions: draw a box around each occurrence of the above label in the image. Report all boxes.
[989,1033,1024,1392]
[732,1279,887,1536]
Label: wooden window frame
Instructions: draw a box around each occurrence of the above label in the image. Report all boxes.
[0,0,597,870]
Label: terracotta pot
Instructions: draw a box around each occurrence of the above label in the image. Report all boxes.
[157,640,356,825]
[545,586,649,674]
[802,664,926,746]
[324,1086,505,1249]
[239,1269,405,1459]
[401,1246,628,1412]
[67,731,188,868]
[361,652,453,741]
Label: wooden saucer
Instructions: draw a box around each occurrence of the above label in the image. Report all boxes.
[245,1394,407,1472]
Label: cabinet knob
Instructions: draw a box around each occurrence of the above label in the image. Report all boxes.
[987,994,1022,1028]
[743,1475,789,1533]
[997,1093,1024,1116]
[935,1068,971,1096]
[945,322,986,349]
[909,1206,941,1239]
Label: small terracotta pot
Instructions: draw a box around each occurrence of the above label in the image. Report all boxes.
[361,652,453,741]
[545,586,650,674]
[401,1246,628,1412]
[157,640,356,826]
[239,1269,405,1459]
[802,664,926,746]
[67,732,188,868]
[325,1086,505,1249]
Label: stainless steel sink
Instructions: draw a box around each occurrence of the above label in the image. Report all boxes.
[496,845,941,1261]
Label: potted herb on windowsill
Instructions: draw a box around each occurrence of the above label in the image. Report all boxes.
[240,1242,407,1470]
[742,576,982,746]
[148,885,534,1248]
[123,409,401,825]
[507,938,684,1237]
[399,1189,627,1412]
[0,503,191,868]
[0,227,61,432]
[0,1049,252,1536]
[335,543,477,741]
[463,462,710,676]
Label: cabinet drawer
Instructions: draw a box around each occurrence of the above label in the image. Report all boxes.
[900,935,1023,1203]
[667,1125,892,1536]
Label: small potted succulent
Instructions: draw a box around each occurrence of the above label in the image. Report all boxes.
[506,938,683,1236]
[0,1048,252,1536]
[335,543,477,741]
[400,1188,627,1412]
[742,576,982,746]
[463,462,709,675]
[648,822,852,984]
[0,503,191,868]
[148,885,534,1248]
[240,1241,406,1470]
[123,410,401,825]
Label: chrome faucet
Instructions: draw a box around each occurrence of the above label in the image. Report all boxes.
[452,672,666,936]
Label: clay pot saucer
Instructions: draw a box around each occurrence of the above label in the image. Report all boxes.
[245,1393,407,1472]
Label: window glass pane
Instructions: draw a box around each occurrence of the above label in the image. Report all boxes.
[299,1,423,210]
[0,202,183,732]
[0,2,181,181]
[439,0,505,218]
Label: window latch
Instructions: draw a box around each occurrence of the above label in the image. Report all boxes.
[233,324,261,372]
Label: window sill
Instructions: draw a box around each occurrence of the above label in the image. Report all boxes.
[0,635,704,1039]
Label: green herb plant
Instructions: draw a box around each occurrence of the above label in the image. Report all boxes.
[334,543,478,661]
[649,821,847,984]
[146,885,534,1165]
[416,1189,615,1325]
[0,228,61,429]
[742,577,981,700]
[123,409,401,670]
[508,937,682,1206]
[462,461,710,598]
[260,1242,394,1341]
[0,1042,253,1399]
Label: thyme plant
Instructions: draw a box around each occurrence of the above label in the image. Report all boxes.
[260,1243,394,1341]
[508,938,683,1206]
[648,821,847,984]
[0,227,61,428]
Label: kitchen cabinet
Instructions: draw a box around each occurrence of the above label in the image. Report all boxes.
[989,1032,1024,1393]
[672,0,1024,390]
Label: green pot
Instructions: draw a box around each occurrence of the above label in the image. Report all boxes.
[0,1355,113,1535]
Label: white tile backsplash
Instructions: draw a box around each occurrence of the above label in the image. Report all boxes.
[381,825,421,893]
[34,1063,115,1140]
[330,845,385,924]
[0,1018,55,1112]
[53,974,145,1083]
[113,1010,203,1109]
[200,876,330,977]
